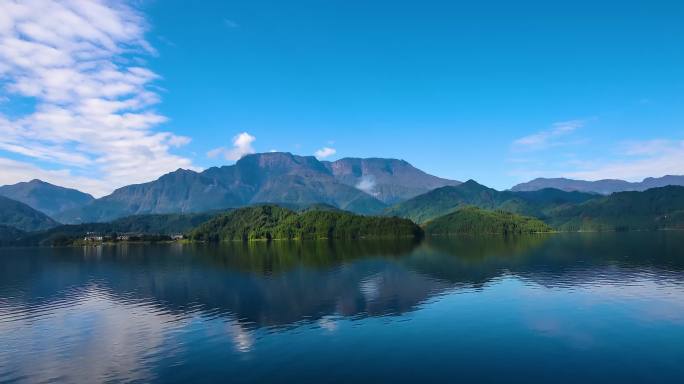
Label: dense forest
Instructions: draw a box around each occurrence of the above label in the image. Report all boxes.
[190,205,422,241]
[424,206,552,235]
[385,180,596,224]
[549,186,684,231]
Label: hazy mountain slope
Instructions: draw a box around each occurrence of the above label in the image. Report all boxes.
[386,180,598,223]
[0,195,60,231]
[548,186,684,231]
[511,175,684,194]
[0,179,94,217]
[13,212,221,247]
[56,169,243,223]
[0,225,25,245]
[57,153,388,223]
[324,158,460,204]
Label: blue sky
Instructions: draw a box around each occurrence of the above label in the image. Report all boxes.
[1,0,683,195]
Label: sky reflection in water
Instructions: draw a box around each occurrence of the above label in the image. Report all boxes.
[1,232,684,383]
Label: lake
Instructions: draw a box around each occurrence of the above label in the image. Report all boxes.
[1,233,684,383]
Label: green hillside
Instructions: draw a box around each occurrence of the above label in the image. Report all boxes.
[190,205,422,241]
[385,180,597,224]
[424,206,552,235]
[549,185,684,231]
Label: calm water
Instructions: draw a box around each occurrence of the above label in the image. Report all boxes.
[1,233,684,383]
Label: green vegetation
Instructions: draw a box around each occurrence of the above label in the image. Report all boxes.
[424,206,552,235]
[385,180,597,224]
[549,186,684,231]
[190,205,422,241]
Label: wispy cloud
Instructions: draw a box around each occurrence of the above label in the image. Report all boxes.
[207,132,256,161]
[355,175,379,196]
[314,146,336,159]
[512,120,585,151]
[223,18,239,28]
[0,0,195,196]
[563,139,684,181]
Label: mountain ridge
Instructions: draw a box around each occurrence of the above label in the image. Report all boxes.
[511,175,684,194]
[0,195,60,231]
[385,179,598,223]
[0,179,94,217]
[55,152,457,223]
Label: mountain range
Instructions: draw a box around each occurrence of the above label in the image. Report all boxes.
[1,152,684,235]
[389,179,684,231]
[385,180,597,224]
[54,152,460,223]
[0,179,94,217]
[511,175,684,194]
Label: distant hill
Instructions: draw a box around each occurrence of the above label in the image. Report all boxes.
[323,157,459,204]
[511,175,684,194]
[0,195,59,232]
[424,206,552,235]
[12,211,220,246]
[56,152,454,223]
[189,205,422,241]
[548,185,684,231]
[385,180,597,223]
[0,179,94,217]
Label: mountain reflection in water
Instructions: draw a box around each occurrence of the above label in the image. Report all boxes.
[1,232,684,383]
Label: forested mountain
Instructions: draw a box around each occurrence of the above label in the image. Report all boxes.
[0,179,94,217]
[424,206,551,235]
[548,186,684,231]
[190,205,422,241]
[323,157,459,204]
[0,196,59,232]
[511,175,684,194]
[56,153,456,224]
[385,180,597,223]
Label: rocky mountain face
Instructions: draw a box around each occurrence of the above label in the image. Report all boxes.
[511,175,684,194]
[0,179,94,218]
[0,195,59,231]
[56,152,454,223]
[323,157,460,204]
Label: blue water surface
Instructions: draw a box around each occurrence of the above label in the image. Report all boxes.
[1,233,683,383]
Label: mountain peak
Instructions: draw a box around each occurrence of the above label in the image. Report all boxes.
[0,179,94,217]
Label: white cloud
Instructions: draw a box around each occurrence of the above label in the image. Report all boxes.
[512,120,585,151]
[355,175,379,196]
[207,132,256,161]
[0,0,195,197]
[314,146,336,159]
[563,139,684,181]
